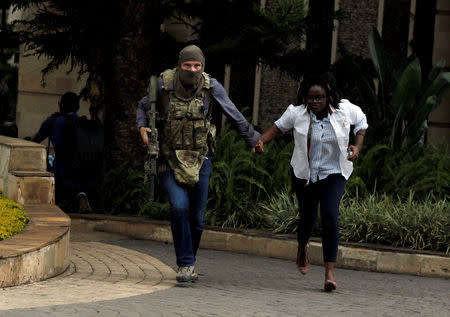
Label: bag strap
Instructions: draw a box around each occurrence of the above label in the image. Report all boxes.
[160,90,169,113]
[46,138,51,157]
[206,90,213,120]
[307,116,312,162]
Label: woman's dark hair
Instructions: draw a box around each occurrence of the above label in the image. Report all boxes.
[297,74,340,109]
[59,92,80,114]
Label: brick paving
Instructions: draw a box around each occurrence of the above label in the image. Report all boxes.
[1,230,449,317]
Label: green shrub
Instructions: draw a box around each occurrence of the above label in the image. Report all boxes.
[0,194,29,241]
[98,163,146,213]
[353,144,450,199]
[259,189,450,253]
[138,200,170,220]
[207,125,269,227]
[333,27,450,150]
[340,192,449,253]
[98,162,169,218]
[207,124,293,228]
[259,188,298,233]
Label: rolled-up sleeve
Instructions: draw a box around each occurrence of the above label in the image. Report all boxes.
[136,95,150,130]
[339,99,368,134]
[347,102,368,135]
[210,78,261,147]
[274,104,296,132]
[353,115,368,135]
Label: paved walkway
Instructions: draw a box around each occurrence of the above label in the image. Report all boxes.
[1,229,449,317]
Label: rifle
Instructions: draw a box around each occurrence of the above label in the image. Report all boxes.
[144,75,159,201]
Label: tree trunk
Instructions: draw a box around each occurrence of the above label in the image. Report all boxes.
[88,0,161,171]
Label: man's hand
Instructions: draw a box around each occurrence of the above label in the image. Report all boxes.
[30,132,43,143]
[139,126,152,145]
[252,139,264,154]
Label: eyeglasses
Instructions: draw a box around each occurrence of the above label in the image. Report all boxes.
[305,95,326,102]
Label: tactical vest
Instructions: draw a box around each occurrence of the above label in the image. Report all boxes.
[159,68,216,186]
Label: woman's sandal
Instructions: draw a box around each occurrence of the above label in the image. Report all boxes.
[296,244,310,275]
[324,279,337,292]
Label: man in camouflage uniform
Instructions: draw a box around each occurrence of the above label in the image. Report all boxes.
[137,45,260,282]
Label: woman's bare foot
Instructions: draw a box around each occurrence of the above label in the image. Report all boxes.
[324,262,337,292]
[296,244,310,274]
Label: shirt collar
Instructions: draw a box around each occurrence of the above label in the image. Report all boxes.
[306,104,334,115]
[310,109,331,122]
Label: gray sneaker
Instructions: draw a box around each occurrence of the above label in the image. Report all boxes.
[176,266,198,282]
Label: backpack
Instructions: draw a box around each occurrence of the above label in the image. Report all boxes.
[60,115,104,178]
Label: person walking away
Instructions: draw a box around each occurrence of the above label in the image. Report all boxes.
[31,92,94,213]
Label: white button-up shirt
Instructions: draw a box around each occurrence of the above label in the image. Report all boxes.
[274,99,368,181]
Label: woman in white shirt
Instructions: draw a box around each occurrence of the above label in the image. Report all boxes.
[254,75,368,291]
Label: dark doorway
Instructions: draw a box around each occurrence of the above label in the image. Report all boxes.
[382,0,411,67]
[413,0,437,79]
[306,0,335,70]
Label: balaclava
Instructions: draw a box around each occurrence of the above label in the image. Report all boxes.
[174,45,205,101]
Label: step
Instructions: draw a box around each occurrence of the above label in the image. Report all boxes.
[0,135,47,173]
[5,172,55,205]
[0,204,71,287]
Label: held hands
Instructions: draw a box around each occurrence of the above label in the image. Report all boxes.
[252,139,264,154]
[139,127,152,145]
[252,124,281,154]
[347,145,360,161]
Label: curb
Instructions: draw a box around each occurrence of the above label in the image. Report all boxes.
[0,204,71,287]
[69,214,449,279]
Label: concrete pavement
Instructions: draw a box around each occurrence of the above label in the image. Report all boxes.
[1,227,449,317]
[70,214,450,278]
[0,230,176,311]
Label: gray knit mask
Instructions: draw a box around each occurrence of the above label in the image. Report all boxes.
[174,45,205,101]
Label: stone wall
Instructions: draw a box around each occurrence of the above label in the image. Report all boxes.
[338,0,379,59]
[0,135,54,205]
[256,0,380,129]
[258,67,298,129]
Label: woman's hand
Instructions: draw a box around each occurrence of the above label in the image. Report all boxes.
[139,126,151,145]
[347,145,360,161]
[252,139,264,154]
[348,129,366,161]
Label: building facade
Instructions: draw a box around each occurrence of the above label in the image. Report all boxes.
[10,0,450,145]
[254,0,449,146]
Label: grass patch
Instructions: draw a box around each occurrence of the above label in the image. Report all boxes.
[340,192,449,253]
[259,190,450,253]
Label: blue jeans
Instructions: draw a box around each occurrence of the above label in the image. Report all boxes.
[293,173,346,263]
[158,157,211,267]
